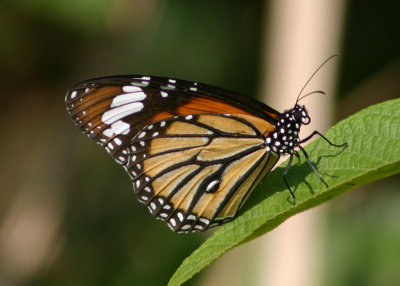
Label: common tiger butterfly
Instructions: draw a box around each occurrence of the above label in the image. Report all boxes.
[65,62,346,233]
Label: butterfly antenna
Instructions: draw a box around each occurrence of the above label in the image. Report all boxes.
[297,90,326,102]
[295,54,340,106]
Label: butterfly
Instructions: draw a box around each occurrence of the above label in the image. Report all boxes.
[65,69,346,233]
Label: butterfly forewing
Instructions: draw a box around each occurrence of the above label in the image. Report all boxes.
[65,76,189,165]
[65,75,281,232]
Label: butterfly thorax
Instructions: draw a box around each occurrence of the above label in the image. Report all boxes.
[265,105,310,155]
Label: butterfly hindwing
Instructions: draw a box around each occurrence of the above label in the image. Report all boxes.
[125,113,279,232]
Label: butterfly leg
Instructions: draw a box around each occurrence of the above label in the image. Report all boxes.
[298,145,329,189]
[300,130,347,148]
[283,154,296,205]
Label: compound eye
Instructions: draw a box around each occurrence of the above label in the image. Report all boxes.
[302,115,311,125]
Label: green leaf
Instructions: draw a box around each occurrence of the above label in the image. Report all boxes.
[168,98,400,286]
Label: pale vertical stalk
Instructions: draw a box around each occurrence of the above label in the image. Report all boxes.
[257,1,345,286]
[199,1,345,285]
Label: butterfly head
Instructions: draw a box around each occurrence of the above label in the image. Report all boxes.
[291,104,310,126]
[265,104,310,155]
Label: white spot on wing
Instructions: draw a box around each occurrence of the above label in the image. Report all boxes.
[131,81,149,87]
[199,218,209,224]
[187,214,196,221]
[206,180,219,192]
[110,92,146,108]
[122,85,142,93]
[102,102,144,124]
[112,120,130,135]
[70,91,77,99]
[103,128,113,137]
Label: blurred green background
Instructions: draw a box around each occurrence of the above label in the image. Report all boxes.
[0,1,399,286]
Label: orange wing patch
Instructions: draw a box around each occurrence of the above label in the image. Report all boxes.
[193,148,271,220]
[150,96,256,122]
[148,137,208,156]
[143,148,204,178]
[68,87,122,131]
[177,97,255,116]
[69,86,120,113]
[164,121,211,135]
[196,137,263,162]
[168,164,221,212]
[151,165,200,198]
[233,114,276,137]
[196,114,256,135]
[216,152,278,219]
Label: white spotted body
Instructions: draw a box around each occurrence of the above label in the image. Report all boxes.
[265,105,310,155]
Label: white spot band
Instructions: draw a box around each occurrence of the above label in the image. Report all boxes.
[110,92,146,108]
[102,102,144,124]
